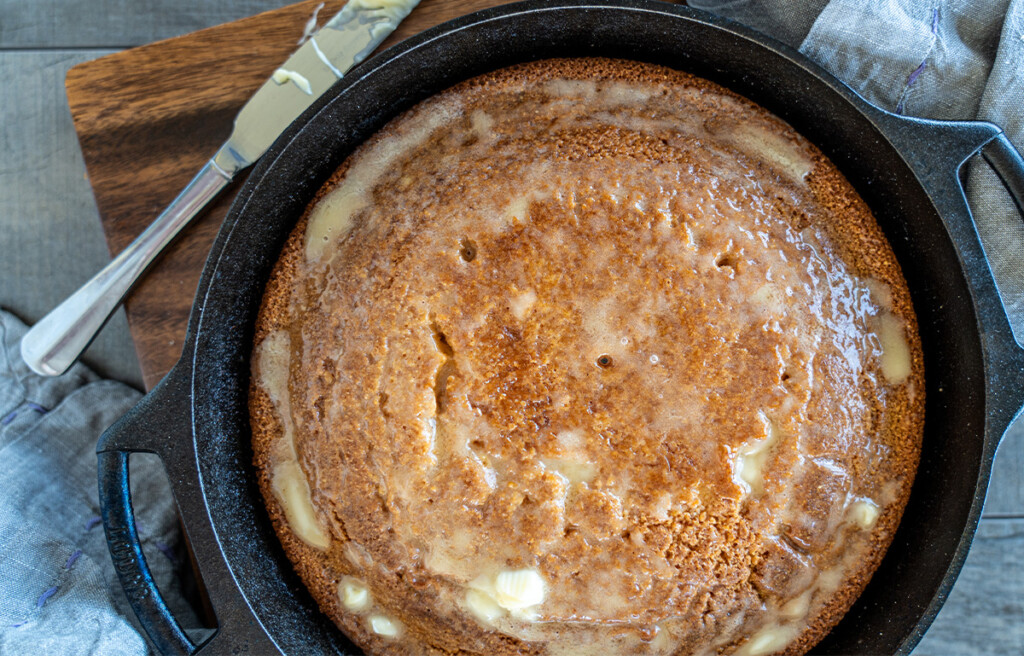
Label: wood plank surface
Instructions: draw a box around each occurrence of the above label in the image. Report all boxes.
[989,421,1024,517]
[912,518,1024,656]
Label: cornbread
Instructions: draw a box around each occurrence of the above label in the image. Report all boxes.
[250,58,925,656]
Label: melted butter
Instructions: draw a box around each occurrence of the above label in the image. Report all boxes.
[555,429,584,451]
[256,331,329,550]
[470,109,494,143]
[343,540,374,569]
[423,526,479,579]
[875,312,912,384]
[297,2,324,44]
[711,119,814,186]
[304,181,361,260]
[368,614,402,638]
[751,283,785,314]
[780,588,813,620]
[865,277,894,310]
[733,411,780,497]
[736,624,802,656]
[339,576,372,611]
[847,498,880,529]
[599,81,656,107]
[816,566,845,595]
[305,99,458,261]
[542,458,597,485]
[580,294,653,362]
[509,289,537,321]
[465,588,503,623]
[545,627,677,656]
[650,624,673,653]
[272,460,329,549]
[464,569,547,626]
[577,569,633,618]
[504,194,532,222]
[543,79,598,101]
[348,0,420,39]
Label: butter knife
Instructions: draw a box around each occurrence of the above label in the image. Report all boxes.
[22,0,421,377]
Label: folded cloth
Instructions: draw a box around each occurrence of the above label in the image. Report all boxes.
[690,0,1024,341]
[0,310,196,655]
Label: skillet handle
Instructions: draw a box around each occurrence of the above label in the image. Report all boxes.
[97,367,200,656]
[869,113,1024,433]
[980,132,1024,217]
[977,132,1024,422]
[100,451,198,655]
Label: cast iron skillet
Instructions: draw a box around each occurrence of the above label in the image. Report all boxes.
[96,1,1024,654]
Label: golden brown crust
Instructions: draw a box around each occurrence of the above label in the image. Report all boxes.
[249,58,924,656]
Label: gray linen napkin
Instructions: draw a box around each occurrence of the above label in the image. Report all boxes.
[0,310,196,655]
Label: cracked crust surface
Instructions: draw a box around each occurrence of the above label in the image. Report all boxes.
[249,59,925,656]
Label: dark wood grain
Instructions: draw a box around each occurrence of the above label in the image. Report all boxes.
[65,0,540,389]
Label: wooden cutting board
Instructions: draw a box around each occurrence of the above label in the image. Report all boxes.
[68,0,636,390]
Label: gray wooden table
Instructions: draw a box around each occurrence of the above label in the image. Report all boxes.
[0,2,1020,654]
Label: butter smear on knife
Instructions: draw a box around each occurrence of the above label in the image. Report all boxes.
[349,0,420,38]
[272,68,314,95]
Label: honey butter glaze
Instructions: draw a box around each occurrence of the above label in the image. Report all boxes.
[250,59,924,656]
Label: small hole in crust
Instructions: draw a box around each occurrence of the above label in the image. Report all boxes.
[459,237,478,262]
[596,354,613,368]
[715,252,740,272]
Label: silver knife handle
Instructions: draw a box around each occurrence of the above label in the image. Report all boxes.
[20,160,233,377]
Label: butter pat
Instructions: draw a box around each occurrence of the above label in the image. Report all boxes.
[876,312,912,384]
[465,568,547,624]
[369,614,402,638]
[848,499,880,529]
[494,569,546,610]
[465,588,503,623]
[339,577,371,612]
[272,460,330,550]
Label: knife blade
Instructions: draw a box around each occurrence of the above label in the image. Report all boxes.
[20,0,421,377]
[214,0,422,175]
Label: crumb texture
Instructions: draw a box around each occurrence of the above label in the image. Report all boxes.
[250,58,925,656]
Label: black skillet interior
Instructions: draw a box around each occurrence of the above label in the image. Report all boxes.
[97,1,1024,654]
